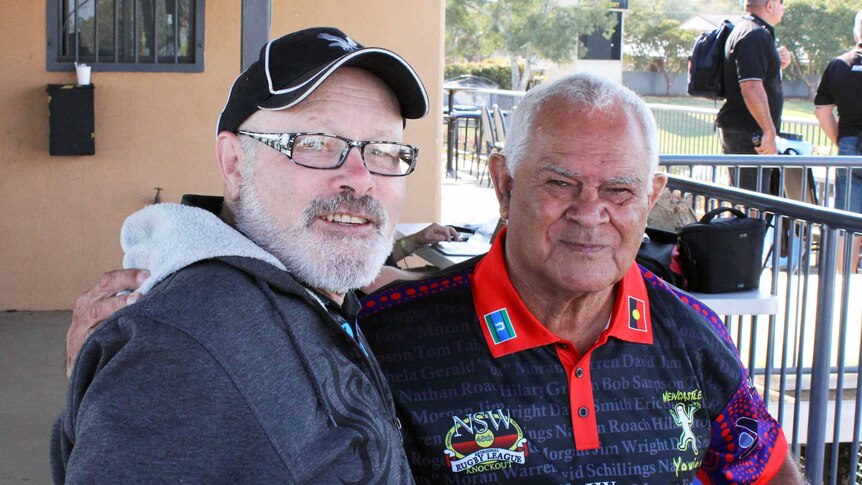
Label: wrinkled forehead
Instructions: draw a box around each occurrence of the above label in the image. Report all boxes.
[531,102,653,163]
[514,116,649,181]
[531,105,647,149]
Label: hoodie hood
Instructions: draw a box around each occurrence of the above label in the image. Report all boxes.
[122,203,286,294]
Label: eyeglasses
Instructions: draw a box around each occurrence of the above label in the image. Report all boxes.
[238,131,418,177]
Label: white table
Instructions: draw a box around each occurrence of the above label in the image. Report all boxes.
[689,289,779,316]
[395,223,779,317]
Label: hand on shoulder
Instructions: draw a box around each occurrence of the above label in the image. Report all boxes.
[67,269,149,377]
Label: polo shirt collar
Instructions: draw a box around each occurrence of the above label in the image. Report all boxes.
[745,13,775,36]
[470,227,653,358]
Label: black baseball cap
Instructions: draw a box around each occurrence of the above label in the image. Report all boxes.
[217,27,429,134]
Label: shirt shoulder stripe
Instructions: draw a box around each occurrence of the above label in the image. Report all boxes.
[360,267,474,317]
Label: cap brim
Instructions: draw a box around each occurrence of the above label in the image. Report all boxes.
[257,48,429,119]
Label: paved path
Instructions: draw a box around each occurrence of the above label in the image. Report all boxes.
[0,311,69,484]
[441,171,499,224]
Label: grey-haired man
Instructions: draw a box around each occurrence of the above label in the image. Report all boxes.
[52,27,427,483]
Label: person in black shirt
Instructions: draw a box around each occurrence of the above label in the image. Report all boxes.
[814,9,862,271]
[716,0,790,193]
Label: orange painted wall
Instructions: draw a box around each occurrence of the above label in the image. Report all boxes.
[270,1,445,224]
[0,1,444,310]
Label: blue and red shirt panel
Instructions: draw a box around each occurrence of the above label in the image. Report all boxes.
[360,233,787,484]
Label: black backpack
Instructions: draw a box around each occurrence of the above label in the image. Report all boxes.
[687,20,734,100]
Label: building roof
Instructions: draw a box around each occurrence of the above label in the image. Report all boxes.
[680,13,744,31]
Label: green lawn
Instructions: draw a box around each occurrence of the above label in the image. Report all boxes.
[641,96,831,154]
[643,96,816,120]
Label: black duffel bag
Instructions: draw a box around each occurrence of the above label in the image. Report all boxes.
[678,207,766,293]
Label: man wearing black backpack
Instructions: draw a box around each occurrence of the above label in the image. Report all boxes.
[716,0,791,194]
[814,10,862,272]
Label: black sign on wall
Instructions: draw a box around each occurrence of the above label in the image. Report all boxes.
[47,84,95,156]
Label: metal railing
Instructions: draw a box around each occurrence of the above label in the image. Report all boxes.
[624,70,812,98]
[443,87,525,180]
[444,86,525,113]
[665,173,862,485]
[660,154,862,211]
[441,90,832,157]
[648,103,836,155]
[443,92,843,183]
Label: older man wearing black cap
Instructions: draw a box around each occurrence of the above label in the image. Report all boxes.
[51,27,427,484]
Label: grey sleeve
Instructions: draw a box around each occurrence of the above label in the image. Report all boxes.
[53,316,287,484]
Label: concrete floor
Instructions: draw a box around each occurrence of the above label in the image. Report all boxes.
[0,311,69,484]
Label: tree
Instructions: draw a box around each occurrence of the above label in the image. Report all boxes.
[624,0,743,95]
[446,1,496,62]
[625,11,697,94]
[780,0,858,98]
[446,0,618,90]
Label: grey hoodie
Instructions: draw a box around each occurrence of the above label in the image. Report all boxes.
[52,203,413,484]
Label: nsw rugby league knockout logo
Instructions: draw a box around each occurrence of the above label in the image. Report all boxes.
[443,409,529,473]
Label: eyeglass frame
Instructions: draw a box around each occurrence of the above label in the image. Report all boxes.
[237,130,419,177]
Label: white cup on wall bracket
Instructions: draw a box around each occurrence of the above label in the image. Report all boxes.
[75,63,91,86]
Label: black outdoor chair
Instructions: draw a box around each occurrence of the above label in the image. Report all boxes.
[478,104,503,186]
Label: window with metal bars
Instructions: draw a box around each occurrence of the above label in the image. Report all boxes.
[47,0,205,72]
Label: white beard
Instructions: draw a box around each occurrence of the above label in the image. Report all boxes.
[234,174,392,295]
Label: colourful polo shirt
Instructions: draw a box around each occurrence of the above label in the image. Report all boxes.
[360,231,787,484]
